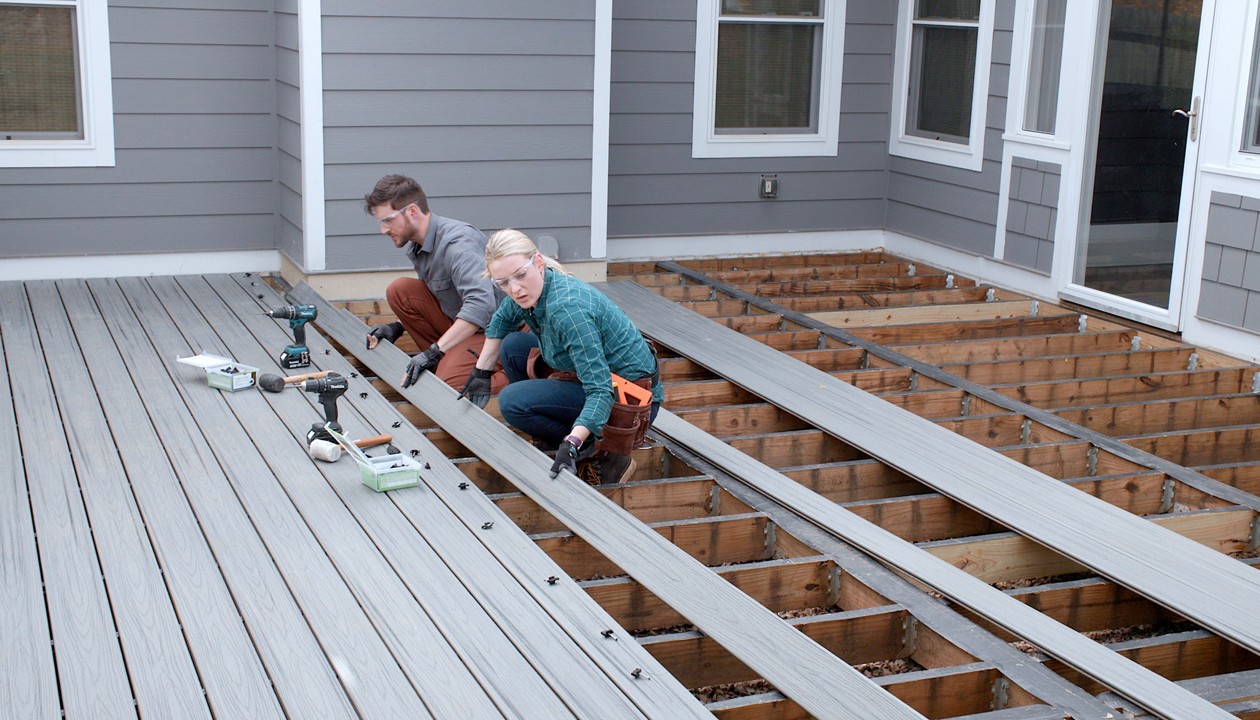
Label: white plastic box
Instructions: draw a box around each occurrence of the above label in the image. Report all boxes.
[326,425,420,492]
[177,353,258,392]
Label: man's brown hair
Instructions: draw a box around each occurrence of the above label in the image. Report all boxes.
[364,174,430,214]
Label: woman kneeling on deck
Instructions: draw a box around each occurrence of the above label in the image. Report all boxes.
[458,229,662,485]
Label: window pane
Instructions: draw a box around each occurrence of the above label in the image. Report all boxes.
[0,4,81,137]
[722,0,820,18]
[1023,0,1066,134]
[1244,20,1260,153]
[915,0,981,22]
[907,25,977,142]
[716,22,817,131]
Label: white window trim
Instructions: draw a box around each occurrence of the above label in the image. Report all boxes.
[691,0,846,159]
[0,0,115,167]
[888,0,996,171]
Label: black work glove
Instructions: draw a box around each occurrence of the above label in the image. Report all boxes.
[366,321,404,349]
[549,437,580,479]
[401,342,444,388]
[457,367,493,408]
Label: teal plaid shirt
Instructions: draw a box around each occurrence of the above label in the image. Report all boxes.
[487,268,663,435]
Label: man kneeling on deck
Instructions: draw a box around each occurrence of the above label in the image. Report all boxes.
[458,229,662,486]
[363,174,508,394]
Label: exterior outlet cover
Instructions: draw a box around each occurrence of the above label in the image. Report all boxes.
[759,174,778,199]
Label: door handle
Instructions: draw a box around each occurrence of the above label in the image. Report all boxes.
[1171,96,1201,142]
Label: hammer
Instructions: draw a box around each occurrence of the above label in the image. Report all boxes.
[309,433,397,462]
[257,369,331,393]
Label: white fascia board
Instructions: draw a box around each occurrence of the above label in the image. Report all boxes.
[0,250,280,281]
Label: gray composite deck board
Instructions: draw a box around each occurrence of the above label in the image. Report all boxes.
[24,282,212,719]
[228,276,715,719]
[184,273,585,719]
[287,282,929,720]
[652,410,1232,720]
[0,285,59,720]
[210,273,689,719]
[0,283,137,719]
[54,279,287,719]
[655,261,1260,513]
[84,278,361,719]
[600,280,1260,653]
[127,275,438,719]
[659,441,1118,719]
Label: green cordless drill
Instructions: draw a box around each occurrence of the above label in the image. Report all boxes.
[266,304,317,369]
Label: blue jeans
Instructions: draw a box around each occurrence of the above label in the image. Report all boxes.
[497,332,659,449]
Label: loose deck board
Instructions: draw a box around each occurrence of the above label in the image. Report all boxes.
[600,279,1257,719]
[288,281,931,720]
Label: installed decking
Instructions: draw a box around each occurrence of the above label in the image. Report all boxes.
[0,275,709,719]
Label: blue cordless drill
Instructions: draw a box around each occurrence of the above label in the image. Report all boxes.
[266,304,317,369]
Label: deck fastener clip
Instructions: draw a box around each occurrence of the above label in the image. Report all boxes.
[458,482,469,490]
[392,421,402,428]
[630,668,647,679]
[601,629,617,640]
[481,521,494,530]
[547,576,560,585]
[359,392,368,399]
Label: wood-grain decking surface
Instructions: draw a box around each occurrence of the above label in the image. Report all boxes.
[0,276,710,720]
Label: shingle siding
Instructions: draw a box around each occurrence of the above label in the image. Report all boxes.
[1199,191,1260,336]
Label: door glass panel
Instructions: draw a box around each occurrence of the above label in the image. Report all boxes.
[1078,0,1202,309]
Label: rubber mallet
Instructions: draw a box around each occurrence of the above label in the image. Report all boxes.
[257,369,331,393]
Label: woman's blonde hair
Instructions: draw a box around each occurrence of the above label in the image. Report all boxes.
[485,228,567,275]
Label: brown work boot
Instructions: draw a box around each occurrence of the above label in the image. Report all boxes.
[596,452,636,485]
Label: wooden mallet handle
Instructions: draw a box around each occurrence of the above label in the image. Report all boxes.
[354,434,392,449]
[283,370,331,384]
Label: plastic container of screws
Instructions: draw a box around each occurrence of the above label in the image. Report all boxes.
[325,424,420,492]
[176,352,259,392]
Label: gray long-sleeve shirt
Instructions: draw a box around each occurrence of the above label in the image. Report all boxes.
[405,214,503,328]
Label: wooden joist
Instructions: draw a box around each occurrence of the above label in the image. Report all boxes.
[601,279,1254,720]
[651,261,1260,515]
[288,281,931,720]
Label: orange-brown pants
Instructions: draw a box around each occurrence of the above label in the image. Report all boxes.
[386,277,508,393]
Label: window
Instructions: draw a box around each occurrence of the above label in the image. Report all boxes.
[1244,19,1260,154]
[1022,0,1066,134]
[890,0,995,170]
[692,0,845,158]
[0,0,114,167]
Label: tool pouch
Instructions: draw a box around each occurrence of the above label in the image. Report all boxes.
[526,347,578,383]
[598,379,654,455]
